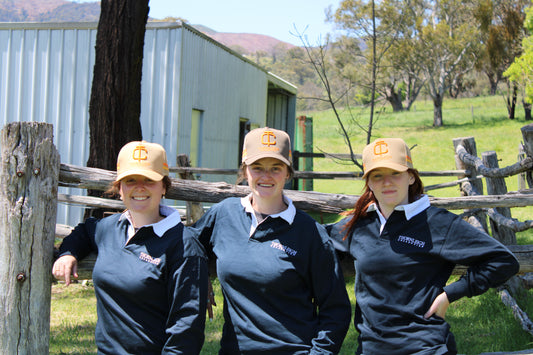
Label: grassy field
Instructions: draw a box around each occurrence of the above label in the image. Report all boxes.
[50,95,533,354]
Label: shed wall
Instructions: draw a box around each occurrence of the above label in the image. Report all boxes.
[0,23,282,225]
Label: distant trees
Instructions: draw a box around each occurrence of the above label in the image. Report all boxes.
[505,3,533,120]
[330,0,483,127]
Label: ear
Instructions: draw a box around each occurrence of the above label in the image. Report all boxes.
[408,172,415,185]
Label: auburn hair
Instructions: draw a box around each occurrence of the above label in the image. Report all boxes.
[342,168,424,238]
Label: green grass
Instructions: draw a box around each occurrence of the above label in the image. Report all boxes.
[305,95,533,354]
[50,283,97,355]
[50,95,533,354]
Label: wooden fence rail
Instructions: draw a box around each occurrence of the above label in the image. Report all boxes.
[60,163,533,214]
[3,122,533,353]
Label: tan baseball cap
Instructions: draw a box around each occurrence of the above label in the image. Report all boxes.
[362,138,413,178]
[116,141,169,181]
[242,127,292,167]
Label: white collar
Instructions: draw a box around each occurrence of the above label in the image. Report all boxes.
[241,194,296,236]
[367,194,430,221]
[120,204,182,238]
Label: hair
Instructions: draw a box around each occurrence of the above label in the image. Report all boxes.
[106,175,172,196]
[342,168,424,238]
[236,161,294,185]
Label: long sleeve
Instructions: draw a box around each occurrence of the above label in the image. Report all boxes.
[309,222,351,354]
[58,217,99,260]
[163,230,208,354]
[439,213,520,302]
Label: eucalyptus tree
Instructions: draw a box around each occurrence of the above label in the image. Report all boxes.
[332,0,484,127]
[414,0,482,126]
[505,3,533,120]
[475,0,528,120]
[86,0,149,216]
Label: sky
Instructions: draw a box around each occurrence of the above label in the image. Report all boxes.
[146,0,341,46]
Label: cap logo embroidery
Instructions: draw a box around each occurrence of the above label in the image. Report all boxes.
[132,144,148,162]
[373,141,389,156]
[261,131,277,146]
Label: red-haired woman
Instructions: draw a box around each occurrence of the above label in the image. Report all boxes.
[327,138,519,355]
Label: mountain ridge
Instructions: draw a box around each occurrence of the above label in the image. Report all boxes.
[0,0,295,54]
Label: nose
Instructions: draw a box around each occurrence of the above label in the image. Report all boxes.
[382,175,393,185]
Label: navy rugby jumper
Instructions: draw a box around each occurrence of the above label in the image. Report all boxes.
[328,195,519,355]
[191,196,351,354]
[58,209,208,354]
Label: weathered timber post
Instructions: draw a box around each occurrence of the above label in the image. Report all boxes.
[453,137,488,232]
[482,151,516,245]
[520,124,533,188]
[518,144,527,191]
[176,154,204,225]
[0,122,59,354]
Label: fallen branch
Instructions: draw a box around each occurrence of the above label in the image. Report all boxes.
[498,287,533,337]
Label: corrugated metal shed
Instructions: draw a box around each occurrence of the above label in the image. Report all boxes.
[0,21,297,225]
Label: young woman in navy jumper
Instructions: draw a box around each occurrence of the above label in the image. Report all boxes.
[52,141,207,354]
[192,127,351,354]
[327,138,519,355]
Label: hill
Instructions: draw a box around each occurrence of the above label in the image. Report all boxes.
[208,31,294,55]
[0,0,294,55]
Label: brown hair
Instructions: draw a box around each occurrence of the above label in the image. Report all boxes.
[236,162,294,185]
[342,168,424,238]
[106,176,172,196]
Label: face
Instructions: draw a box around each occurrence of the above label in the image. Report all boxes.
[367,167,414,217]
[119,175,165,216]
[246,157,289,203]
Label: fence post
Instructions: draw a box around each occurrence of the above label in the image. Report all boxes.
[295,116,313,191]
[482,151,516,245]
[0,122,59,353]
[520,124,533,188]
[453,137,488,232]
[176,154,204,225]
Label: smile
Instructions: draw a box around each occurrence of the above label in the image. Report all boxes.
[132,196,149,201]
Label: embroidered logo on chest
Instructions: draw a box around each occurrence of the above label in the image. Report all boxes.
[397,235,426,248]
[270,241,297,256]
[139,251,161,265]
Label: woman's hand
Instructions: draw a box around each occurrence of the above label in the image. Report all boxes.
[424,292,450,319]
[52,255,78,286]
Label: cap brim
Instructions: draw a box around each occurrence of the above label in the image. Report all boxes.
[362,163,409,178]
[244,154,291,167]
[116,169,164,182]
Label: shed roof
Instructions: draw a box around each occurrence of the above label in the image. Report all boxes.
[0,20,298,95]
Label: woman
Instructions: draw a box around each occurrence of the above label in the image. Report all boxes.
[327,137,520,355]
[191,127,351,354]
[53,141,207,354]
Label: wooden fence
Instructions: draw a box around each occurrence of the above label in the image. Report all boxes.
[3,121,533,352]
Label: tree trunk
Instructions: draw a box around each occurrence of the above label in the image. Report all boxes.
[507,83,518,120]
[486,71,498,95]
[386,86,404,112]
[433,94,444,127]
[0,122,59,354]
[524,100,532,121]
[86,0,149,216]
